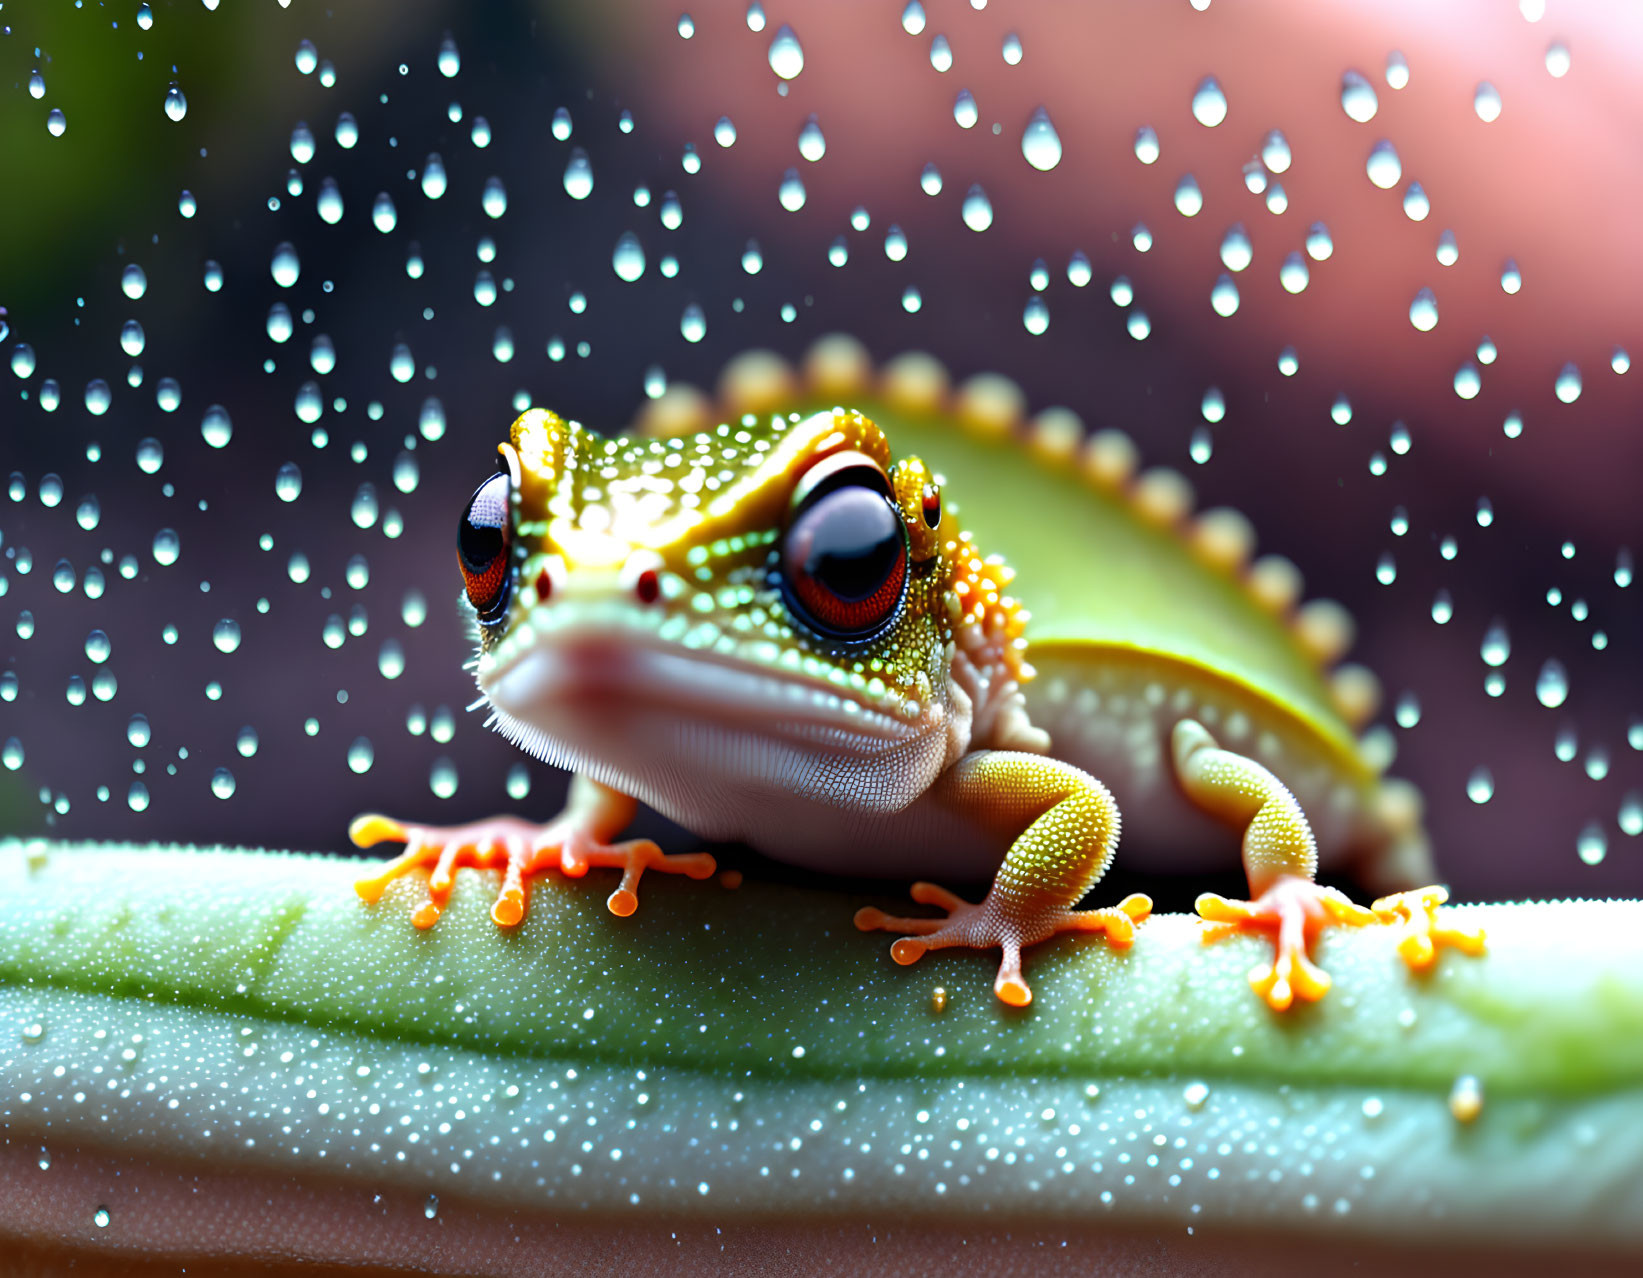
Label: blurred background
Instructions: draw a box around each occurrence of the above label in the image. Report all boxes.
[1,0,1639,906]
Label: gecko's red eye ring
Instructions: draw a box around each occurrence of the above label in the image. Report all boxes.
[458,471,512,623]
[781,475,907,642]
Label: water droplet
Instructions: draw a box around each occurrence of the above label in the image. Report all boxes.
[47,108,67,138]
[1385,50,1410,89]
[1021,107,1061,171]
[1479,620,1510,667]
[1473,81,1503,122]
[390,344,415,383]
[1174,174,1203,216]
[349,736,377,773]
[768,24,804,79]
[1126,310,1150,339]
[430,758,459,799]
[1402,182,1430,221]
[1454,362,1481,400]
[1500,259,1522,294]
[120,320,147,359]
[1210,275,1239,317]
[419,398,446,440]
[28,68,45,99]
[714,115,736,147]
[1611,347,1631,375]
[137,3,153,30]
[562,149,594,200]
[902,287,923,314]
[612,232,645,282]
[1577,823,1606,866]
[1466,767,1494,804]
[920,162,943,196]
[778,168,806,211]
[1406,287,1439,332]
[739,239,763,274]
[84,380,111,416]
[746,4,767,32]
[1430,230,1458,270]
[352,483,379,529]
[658,191,683,229]
[1616,548,1634,587]
[335,112,358,148]
[902,2,926,35]
[1023,296,1049,336]
[1191,77,1227,127]
[1366,141,1401,188]
[1554,362,1581,403]
[1301,222,1333,262]
[121,263,148,300]
[164,83,188,122]
[1127,126,1161,167]
[201,404,232,449]
[1536,659,1568,707]
[1620,793,1642,837]
[93,1207,111,1229]
[271,242,301,288]
[471,116,492,147]
[798,115,826,161]
[212,619,241,655]
[209,767,235,800]
[1257,130,1292,175]
[957,184,994,232]
[1066,252,1091,287]
[1278,252,1309,294]
[1341,71,1378,122]
[680,304,707,343]
[929,35,953,73]
[1219,224,1252,272]
[11,343,36,378]
[1545,41,1571,78]
[1182,1081,1210,1110]
[1277,347,1299,376]
[482,178,508,218]
[1475,336,1497,366]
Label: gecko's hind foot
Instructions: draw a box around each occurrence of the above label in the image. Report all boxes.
[1371,884,1487,971]
[350,812,716,928]
[1196,875,1375,1012]
[856,882,1152,1008]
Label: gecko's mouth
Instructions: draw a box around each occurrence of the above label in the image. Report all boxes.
[478,613,926,752]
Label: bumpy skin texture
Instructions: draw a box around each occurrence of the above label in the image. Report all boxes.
[352,339,1482,1009]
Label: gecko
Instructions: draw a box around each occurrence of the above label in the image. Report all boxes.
[351,335,1484,1011]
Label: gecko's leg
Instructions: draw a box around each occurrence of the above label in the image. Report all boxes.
[1172,719,1482,1010]
[855,751,1152,1007]
[351,774,716,928]
[1371,885,1487,970]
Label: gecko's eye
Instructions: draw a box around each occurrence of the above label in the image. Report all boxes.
[458,471,512,622]
[781,470,907,641]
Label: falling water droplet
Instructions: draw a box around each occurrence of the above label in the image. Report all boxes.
[1305,222,1333,261]
[1201,388,1225,422]
[137,3,153,30]
[680,304,707,343]
[1402,182,1430,221]
[1066,252,1091,286]
[1174,174,1203,216]
[953,90,979,130]
[1386,50,1410,89]
[335,112,358,148]
[929,35,953,73]
[901,1,926,35]
[1500,259,1522,294]
[563,149,594,200]
[1466,767,1494,804]
[47,108,67,137]
[1133,126,1159,164]
[482,178,507,218]
[201,404,232,449]
[1191,77,1227,127]
[1279,253,1309,294]
[778,168,806,211]
[1341,71,1378,122]
[612,232,646,282]
[1473,81,1503,122]
[1409,288,1438,331]
[714,115,736,147]
[316,177,344,224]
[164,84,188,122]
[1536,659,1569,708]
[1210,275,1239,317]
[920,163,943,196]
[741,240,763,274]
[1454,362,1481,399]
[1554,363,1582,403]
[884,226,908,261]
[1576,823,1606,866]
[1545,42,1571,78]
[1436,228,1459,266]
[768,24,804,79]
[1023,296,1049,336]
[1366,141,1401,188]
[1261,129,1291,173]
[1002,32,1023,65]
[122,263,148,299]
[798,116,826,161]
[275,463,303,502]
[961,185,993,232]
[1021,108,1061,171]
[1219,224,1252,272]
[271,242,300,287]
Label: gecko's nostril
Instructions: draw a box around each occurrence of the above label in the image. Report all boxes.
[635,568,660,604]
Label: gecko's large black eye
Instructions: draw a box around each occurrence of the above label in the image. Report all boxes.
[458,471,511,622]
[781,471,907,641]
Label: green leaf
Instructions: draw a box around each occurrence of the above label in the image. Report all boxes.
[3,840,1642,1263]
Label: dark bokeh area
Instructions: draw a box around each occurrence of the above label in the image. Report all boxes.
[0,0,1638,908]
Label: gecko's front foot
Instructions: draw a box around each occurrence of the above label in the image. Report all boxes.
[1196,875,1376,1012]
[1371,884,1487,970]
[350,812,716,929]
[856,882,1152,1008]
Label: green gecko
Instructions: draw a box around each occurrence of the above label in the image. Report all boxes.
[352,335,1484,1010]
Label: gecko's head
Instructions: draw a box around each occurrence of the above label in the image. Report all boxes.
[454,406,1021,812]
